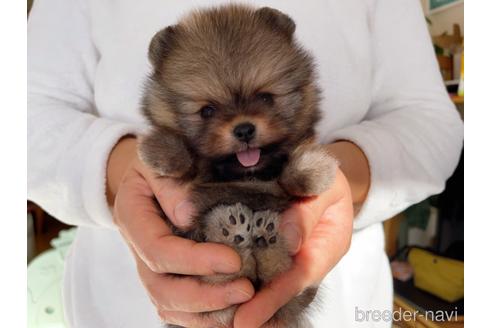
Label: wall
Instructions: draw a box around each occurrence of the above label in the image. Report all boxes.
[420,0,464,36]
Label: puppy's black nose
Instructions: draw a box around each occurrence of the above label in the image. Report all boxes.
[233,123,256,142]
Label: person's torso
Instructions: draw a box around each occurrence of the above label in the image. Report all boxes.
[64,2,392,327]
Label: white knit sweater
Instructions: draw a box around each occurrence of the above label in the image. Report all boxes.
[28,0,463,327]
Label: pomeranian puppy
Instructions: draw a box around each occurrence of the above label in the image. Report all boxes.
[138,4,337,328]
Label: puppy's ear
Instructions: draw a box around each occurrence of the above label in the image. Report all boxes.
[256,7,296,40]
[148,25,177,69]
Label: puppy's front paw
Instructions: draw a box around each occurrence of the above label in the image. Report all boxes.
[137,128,193,178]
[280,144,338,197]
[252,210,291,285]
[203,203,253,248]
[252,210,280,249]
[202,203,256,283]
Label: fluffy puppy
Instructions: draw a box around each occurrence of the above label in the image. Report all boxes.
[138,4,337,328]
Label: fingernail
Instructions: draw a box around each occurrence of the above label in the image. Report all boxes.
[213,260,240,274]
[227,288,253,304]
[174,200,194,227]
[281,223,302,255]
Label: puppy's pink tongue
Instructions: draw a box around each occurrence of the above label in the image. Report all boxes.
[236,148,261,167]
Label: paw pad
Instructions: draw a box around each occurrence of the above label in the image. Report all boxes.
[204,203,253,248]
[234,235,245,244]
[252,210,280,249]
[255,237,267,248]
[204,205,282,251]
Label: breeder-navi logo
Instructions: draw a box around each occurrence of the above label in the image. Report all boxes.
[355,306,459,323]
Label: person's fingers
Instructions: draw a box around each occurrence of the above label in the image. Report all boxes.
[115,170,241,275]
[235,227,345,328]
[294,210,352,285]
[152,177,195,229]
[115,168,170,243]
[233,242,337,328]
[139,234,242,275]
[279,192,338,255]
[235,203,353,328]
[234,263,306,328]
[137,162,195,229]
[137,260,254,313]
[279,168,348,255]
[150,277,253,313]
[158,310,224,328]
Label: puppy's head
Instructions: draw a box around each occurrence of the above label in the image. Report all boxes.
[143,5,320,178]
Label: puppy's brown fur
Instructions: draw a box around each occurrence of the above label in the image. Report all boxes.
[138,4,337,328]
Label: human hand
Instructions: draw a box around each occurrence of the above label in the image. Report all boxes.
[233,166,354,328]
[107,137,255,327]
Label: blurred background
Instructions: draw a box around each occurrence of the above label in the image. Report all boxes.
[388,2,464,327]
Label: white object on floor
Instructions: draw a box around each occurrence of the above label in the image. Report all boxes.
[27,228,76,328]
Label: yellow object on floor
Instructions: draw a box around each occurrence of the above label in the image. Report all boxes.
[408,248,464,302]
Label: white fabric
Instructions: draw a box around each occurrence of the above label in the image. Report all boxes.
[27,0,463,327]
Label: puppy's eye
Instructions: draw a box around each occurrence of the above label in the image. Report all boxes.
[200,105,216,119]
[257,92,274,105]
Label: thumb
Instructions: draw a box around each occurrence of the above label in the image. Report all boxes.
[279,202,318,255]
[279,191,335,255]
[280,168,348,254]
[137,161,195,229]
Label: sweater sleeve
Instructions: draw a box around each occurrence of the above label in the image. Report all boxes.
[322,0,463,230]
[27,0,144,228]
